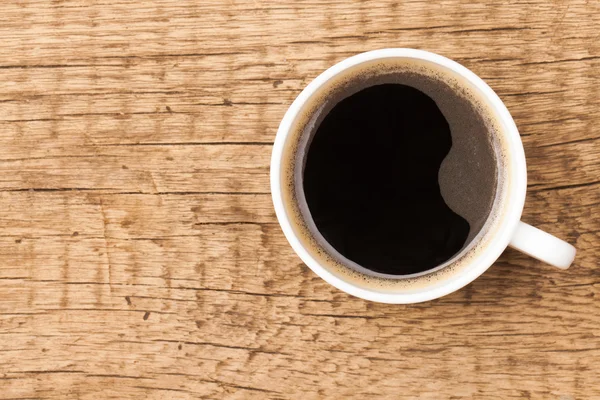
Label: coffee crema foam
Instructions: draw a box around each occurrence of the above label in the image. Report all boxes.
[280,58,511,292]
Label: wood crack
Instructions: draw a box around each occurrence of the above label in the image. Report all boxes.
[528,180,600,192]
[98,199,113,292]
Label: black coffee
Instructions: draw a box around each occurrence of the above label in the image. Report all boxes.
[302,81,496,275]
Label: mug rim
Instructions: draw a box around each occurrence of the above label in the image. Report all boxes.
[271,48,527,303]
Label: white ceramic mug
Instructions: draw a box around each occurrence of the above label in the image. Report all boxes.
[271,48,576,303]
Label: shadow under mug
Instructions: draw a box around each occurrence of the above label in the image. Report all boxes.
[271,48,576,303]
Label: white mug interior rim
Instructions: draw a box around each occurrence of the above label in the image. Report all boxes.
[270,48,527,303]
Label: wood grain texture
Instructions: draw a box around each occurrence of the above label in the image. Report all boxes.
[0,0,598,398]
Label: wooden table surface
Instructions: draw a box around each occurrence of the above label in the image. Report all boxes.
[1,1,599,399]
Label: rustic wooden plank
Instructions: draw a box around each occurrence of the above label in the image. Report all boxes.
[0,141,596,192]
[0,145,271,192]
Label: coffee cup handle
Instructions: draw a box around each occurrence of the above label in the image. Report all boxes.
[508,221,576,269]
